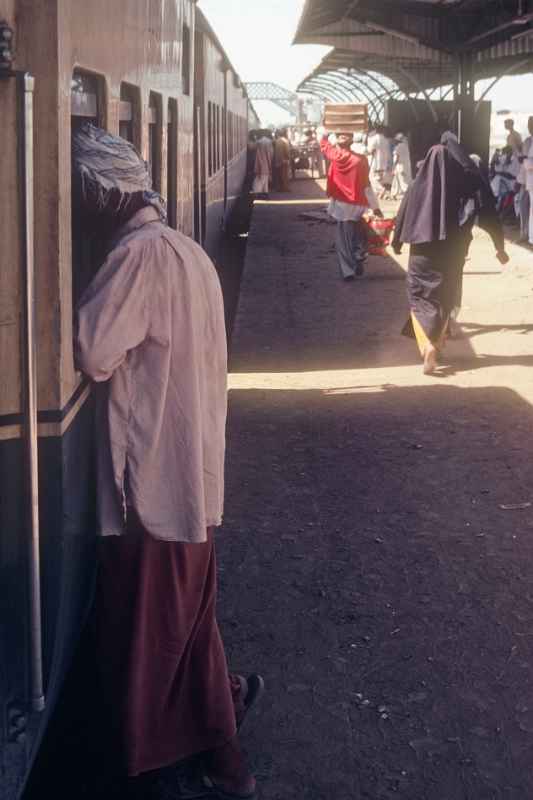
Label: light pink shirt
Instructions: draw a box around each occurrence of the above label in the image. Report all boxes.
[75,207,227,543]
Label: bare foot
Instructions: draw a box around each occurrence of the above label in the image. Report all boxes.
[423,344,437,375]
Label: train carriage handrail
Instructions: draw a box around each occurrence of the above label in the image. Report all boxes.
[1,66,46,715]
[19,70,45,714]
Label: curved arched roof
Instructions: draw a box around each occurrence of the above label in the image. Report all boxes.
[294,0,533,100]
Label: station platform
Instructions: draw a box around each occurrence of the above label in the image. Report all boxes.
[217,178,533,799]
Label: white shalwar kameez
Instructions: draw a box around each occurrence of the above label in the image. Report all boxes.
[393,140,412,196]
[524,138,533,244]
[367,132,393,191]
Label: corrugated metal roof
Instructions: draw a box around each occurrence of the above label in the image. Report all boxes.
[294,0,533,57]
[294,0,533,95]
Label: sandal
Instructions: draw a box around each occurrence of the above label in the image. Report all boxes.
[234,673,265,731]
[202,773,256,799]
[176,771,256,799]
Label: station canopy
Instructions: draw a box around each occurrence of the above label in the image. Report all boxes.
[294,0,533,115]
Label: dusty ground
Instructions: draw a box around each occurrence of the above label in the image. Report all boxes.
[216,178,533,799]
[28,179,533,800]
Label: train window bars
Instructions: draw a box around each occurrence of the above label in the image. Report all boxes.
[208,101,213,177]
[71,70,106,309]
[216,105,221,173]
[182,23,191,96]
[167,98,178,229]
[71,70,104,128]
[119,83,141,148]
[148,92,163,192]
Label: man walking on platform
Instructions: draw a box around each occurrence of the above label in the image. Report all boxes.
[318,126,383,281]
[273,129,291,192]
[73,123,262,799]
[504,117,523,155]
[252,132,274,197]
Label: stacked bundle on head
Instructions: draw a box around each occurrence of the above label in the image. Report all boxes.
[324,103,368,134]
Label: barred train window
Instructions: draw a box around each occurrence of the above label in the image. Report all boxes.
[167,98,178,229]
[182,23,191,96]
[71,70,102,129]
[216,106,220,172]
[208,102,213,177]
[213,104,217,174]
[213,105,217,174]
[71,70,106,312]
[119,83,140,147]
[148,92,163,192]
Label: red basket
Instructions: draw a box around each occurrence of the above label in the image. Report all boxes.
[366,217,395,255]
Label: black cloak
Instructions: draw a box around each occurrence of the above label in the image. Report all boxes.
[392,145,465,246]
[440,132,504,252]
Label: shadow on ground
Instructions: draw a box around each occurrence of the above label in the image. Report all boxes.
[230,181,478,375]
[218,383,533,800]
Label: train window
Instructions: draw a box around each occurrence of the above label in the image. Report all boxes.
[212,104,216,175]
[71,70,107,314]
[119,83,140,146]
[212,104,216,176]
[167,99,178,229]
[71,70,103,129]
[208,101,213,177]
[215,106,220,172]
[223,107,227,164]
[182,23,191,96]
[148,92,163,192]
[220,108,226,168]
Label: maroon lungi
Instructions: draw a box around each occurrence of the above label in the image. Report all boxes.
[93,518,237,777]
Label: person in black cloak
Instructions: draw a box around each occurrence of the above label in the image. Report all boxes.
[72,124,263,799]
[392,138,509,374]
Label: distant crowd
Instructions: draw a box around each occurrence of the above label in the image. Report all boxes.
[489,116,533,244]
[248,117,533,248]
[247,124,412,202]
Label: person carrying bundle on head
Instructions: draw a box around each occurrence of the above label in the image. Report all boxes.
[317,124,383,282]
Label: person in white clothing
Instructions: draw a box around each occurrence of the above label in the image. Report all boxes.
[367,125,394,199]
[252,134,274,196]
[523,133,533,245]
[490,146,520,214]
[504,118,523,155]
[392,132,412,198]
[350,132,367,156]
[518,116,533,242]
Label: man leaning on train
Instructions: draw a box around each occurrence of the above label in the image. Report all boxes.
[72,123,263,800]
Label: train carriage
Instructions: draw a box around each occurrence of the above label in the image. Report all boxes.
[193,8,250,259]
[0,2,252,796]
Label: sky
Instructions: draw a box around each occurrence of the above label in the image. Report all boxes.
[197,1,533,127]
